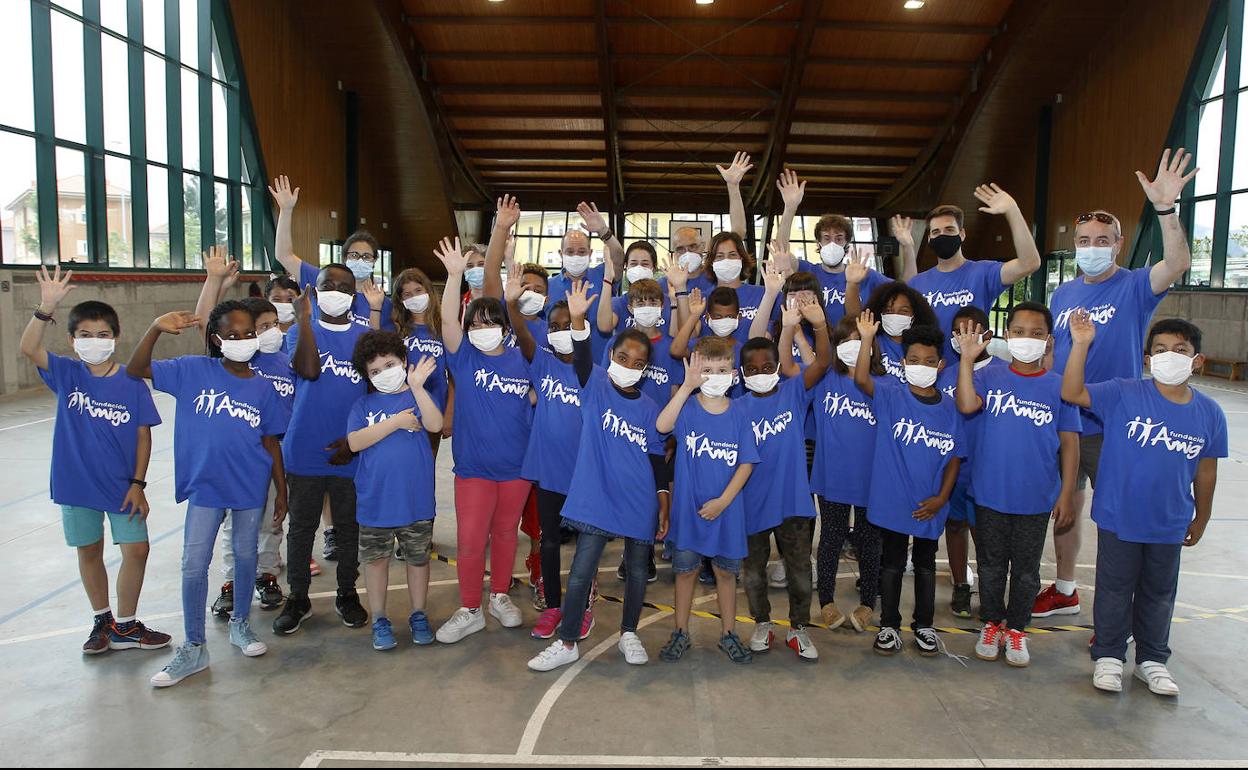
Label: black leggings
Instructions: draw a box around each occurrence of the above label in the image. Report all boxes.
[816,498,881,609]
[879,528,938,631]
[536,488,568,608]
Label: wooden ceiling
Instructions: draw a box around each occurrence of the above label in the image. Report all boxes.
[394,0,1014,215]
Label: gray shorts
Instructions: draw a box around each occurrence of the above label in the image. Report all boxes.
[359,520,433,565]
[1077,433,1104,491]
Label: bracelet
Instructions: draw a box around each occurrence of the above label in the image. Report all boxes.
[33,309,55,323]
[599,228,614,241]
[1155,206,1177,216]
[370,308,382,314]
[602,278,613,285]
[129,478,147,490]
[675,290,690,297]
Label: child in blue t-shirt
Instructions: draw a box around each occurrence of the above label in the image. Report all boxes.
[346,332,443,651]
[19,266,169,657]
[854,313,965,658]
[864,281,939,383]
[128,299,289,688]
[1063,314,1227,698]
[954,302,1081,667]
[657,336,760,664]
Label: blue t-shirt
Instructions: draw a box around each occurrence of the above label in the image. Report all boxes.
[1087,378,1228,544]
[611,295,671,338]
[445,342,533,481]
[967,366,1082,514]
[726,283,767,329]
[548,264,611,359]
[809,369,879,508]
[347,390,437,528]
[908,260,1006,341]
[404,324,448,411]
[151,356,288,510]
[521,350,582,495]
[283,322,369,477]
[878,335,907,382]
[687,271,716,298]
[39,355,162,512]
[937,357,1004,489]
[249,350,296,423]
[561,368,666,540]
[299,261,395,331]
[670,397,761,559]
[739,377,815,533]
[801,262,891,325]
[1050,267,1165,435]
[865,378,966,539]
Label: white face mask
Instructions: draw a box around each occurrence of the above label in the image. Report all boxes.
[370,365,407,394]
[464,267,486,289]
[1075,246,1115,276]
[904,364,939,388]
[1006,336,1047,364]
[73,337,115,366]
[700,372,734,398]
[547,330,574,355]
[346,259,374,282]
[950,331,985,356]
[632,305,662,328]
[712,258,743,282]
[608,360,644,388]
[468,327,503,352]
[708,316,739,337]
[881,313,913,337]
[1149,351,1195,385]
[519,290,546,317]
[678,252,703,273]
[563,254,590,277]
[317,290,354,318]
[819,242,847,267]
[218,336,260,363]
[403,294,429,314]
[626,266,654,284]
[272,302,296,324]
[257,327,284,354]
[836,340,862,369]
[743,370,780,394]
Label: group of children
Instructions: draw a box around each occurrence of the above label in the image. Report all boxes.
[22,149,1227,699]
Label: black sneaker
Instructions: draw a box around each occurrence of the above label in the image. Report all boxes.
[914,627,940,656]
[698,561,716,586]
[874,627,903,656]
[273,592,311,635]
[255,574,284,610]
[616,559,627,581]
[322,528,339,561]
[395,544,405,562]
[335,590,368,628]
[211,582,234,618]
[647,555,658,583]
[83,612,113,655]
[951,584,973,618]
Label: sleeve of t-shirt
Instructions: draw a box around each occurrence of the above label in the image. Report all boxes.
[1134,265,1166,309]
[346,397,368,434]
[135,380,163,427]
[1085,379,1125,422]
[149,357,189,397]
[645,403,666,457]
[260,387,290,437]
[38,351,67,392]
[1057,399,1082,434]
[298,261,318,290]
[736,408,762,465]
[1202,403,1229,459]
[984,261,1006,304]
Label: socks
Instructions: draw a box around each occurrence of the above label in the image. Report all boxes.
[1055,579,1077,596]
[93,607,112,617]
[115,615,135,625]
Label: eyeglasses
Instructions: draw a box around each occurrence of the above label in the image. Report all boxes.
[345,251,377,263]
[1075,212,1116,226]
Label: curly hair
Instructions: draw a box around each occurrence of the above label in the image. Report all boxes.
[205,300,256,358]
[351,330,408,384]
[864,281,938,332]
[901,325,945,358]
[241,297,278,320]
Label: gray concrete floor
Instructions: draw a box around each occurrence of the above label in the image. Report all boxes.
[1,377,1247,767]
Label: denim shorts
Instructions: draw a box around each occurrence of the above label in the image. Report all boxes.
[946,481,976,526]
[61,505,149,548]
[358,520,433,565]
[671,548,740,575]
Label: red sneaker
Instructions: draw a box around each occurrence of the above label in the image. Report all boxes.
[532,608,562,640]
[579,609,595,640]
[309,559,321,577]
[1031,584,1080,617]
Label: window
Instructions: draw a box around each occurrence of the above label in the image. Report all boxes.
[0,1,271,271]
[512,210,607,272]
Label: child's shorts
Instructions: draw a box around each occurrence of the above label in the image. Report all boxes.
[358,520,434,566]
[61,505,149,548]
[671,548,740,576]
[946,482,976,526]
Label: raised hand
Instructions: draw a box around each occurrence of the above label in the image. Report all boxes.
[1136,147,1198,210]
[716,151,753,186]
[776,168,806,209]
[36,264,76,312]
[602,247,616,283]
[504,235,517,266]
[761,259,786,295]
[203,245,238,280]
[666,259,689,291]
[407,357,437,391]
[686,287,706,319]
[682,350,709,392]
[362,279,385,311]
[504,268,524,303]
[495,194,522,231]
[267,175,299,211]
[781,302,801,328]
[889,214,915,248]
[954,318,988,361]
[798,301,825,327]
[152,311,201,336]
[566,278,597,320]
[973,183,1018,216]
[576,201,608,234]
[296,284,314,323]
[844,247,870,285]
[1069,308,1096,345]
[856,308,879,342]
[766,238,795,275]
[433,236,467,275]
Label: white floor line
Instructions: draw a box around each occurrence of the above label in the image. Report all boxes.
[0,417,53,433]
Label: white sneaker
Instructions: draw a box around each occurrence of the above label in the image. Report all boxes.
[1135,661,1180,696]
[786,626,818,662]
[435,607,485,644]
[528,639,579,672]
[975,622,1003,662]
[489,593,523,628]
[1004,629,1030,668]
[1093,657,1124,692]
[749,621,774,652]
[618,632,648,665]
[767,561,787,588]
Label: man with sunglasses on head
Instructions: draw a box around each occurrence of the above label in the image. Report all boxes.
[1034,147,1197,619]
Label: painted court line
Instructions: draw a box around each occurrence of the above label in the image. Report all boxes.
[0,417,53,433]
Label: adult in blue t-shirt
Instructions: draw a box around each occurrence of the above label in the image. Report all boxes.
[541,203,627,361]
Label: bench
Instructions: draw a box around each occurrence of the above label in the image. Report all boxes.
[1199,357,1246,382]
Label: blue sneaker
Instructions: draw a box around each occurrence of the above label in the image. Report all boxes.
[372,618,397,651]
[409,611,434,646]
[150,642,209,688]
[228,618,267,657]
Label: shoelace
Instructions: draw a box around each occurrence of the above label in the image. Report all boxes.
[539,641,569,661]
[233,620,259,643]
[721,633,749,658]
[929,632,970,668]
[878,628,901,646]
[165,644,197,670]
[981,623,1002,646]
[1006,630,1026,651]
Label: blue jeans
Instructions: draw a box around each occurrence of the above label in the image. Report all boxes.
[1090,528,1182,665]
[559,531,651,643]
[182,504,263,644]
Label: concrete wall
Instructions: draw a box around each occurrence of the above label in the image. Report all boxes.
[1155,290,1248,362]
[0,270,254,395]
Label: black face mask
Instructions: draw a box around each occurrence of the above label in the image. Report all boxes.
[930,234,963,260]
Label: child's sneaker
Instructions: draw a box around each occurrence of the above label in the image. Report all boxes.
[1093,657,1124,692]
[786,626,818,662]
[322,528,339,561]
[718,631,753,664]
[1032,584,1080,617]
[873,627,903,655]
[489,592,523,628]
[579,609,595,640]
[273,592,312,635]
[371,618,397,651]
[211,583,234,617]
[335,590,368,628]
[309,559,321,577]
[109,620,172,651]
[914,627,939,656]
[850,605,873,633]
[1004,628,1029,667]
[436,607,485,644]
[229,618,268,656]
[532,608,562,640]
[749,621,774,652]
[528,640,579,672]
[767,561,787,588]
[1135,661,1180,696]
[618,631,648,665]
[409,611,434,645]
[254,574,284,610]
[698,561,716,585]
[975,622,1004,661]
[950,584,973,618]
[659,629,692,661]
[83,612,113,655]
[150,643,209,688]
[821,603,847,631]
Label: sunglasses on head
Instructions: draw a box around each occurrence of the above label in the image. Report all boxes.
[1075,212,1116,226]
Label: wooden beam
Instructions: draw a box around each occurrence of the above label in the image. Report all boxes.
[470,149,919,166]
[791,111,942,127]
[595,0,623,208]
[436,83,602,96]
[410,16,998,35]
[418,51,976,70]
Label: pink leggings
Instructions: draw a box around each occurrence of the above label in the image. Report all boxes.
[453,476,533,609]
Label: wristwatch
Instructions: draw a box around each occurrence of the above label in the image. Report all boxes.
[129,478,147,489]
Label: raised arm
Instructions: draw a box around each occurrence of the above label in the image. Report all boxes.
[799,302,832,389]
[657,352,705,434]
[1137,148,1198,294]
[670,288,705,360]
[267,175,302,277]
[504,269,537,362]
[853,309,879,398]
[751,256,786,341]
[577,201,625,276]
[596,252,619,334]
[668,261,690,332]
[717,152,752,238]
[484,195,521,302]
[778,311,801,380]
[1060,309,1096,408]
[291,287,320,380]
[434,237,468,354]
[843,247,870,319]
[974,184,1040,286]
[889,214,919,282]
[195,246,238,339]
[774,170,805,271]
[567,278,598,386]
[126,311,200,380]
[953,320,989,414]
[20,265,77,371]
